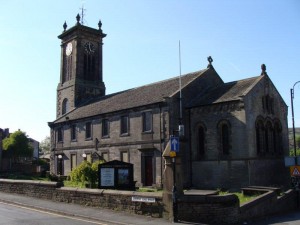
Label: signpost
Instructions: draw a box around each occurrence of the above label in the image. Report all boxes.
[170,136,179,152]
[290,166,300,177]
[169,151,176,158]
[169,136,179,222]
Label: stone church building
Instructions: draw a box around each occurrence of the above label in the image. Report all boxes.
[49,15,290,190]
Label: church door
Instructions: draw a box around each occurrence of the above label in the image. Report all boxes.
[144,156,153,186]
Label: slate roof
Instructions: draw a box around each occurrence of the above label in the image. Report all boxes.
[188,75,263,108]
[54,69,208,123]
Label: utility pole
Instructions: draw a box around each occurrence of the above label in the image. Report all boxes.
[291,81,300,158]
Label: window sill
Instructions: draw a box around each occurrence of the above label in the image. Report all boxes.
[142,131,153,134]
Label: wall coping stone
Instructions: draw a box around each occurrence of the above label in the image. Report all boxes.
[0,179,58,187]
[59,186,162,198]
[240,190,276,211]
[179,193,239,204]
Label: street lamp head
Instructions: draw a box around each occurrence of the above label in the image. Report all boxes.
[58,155,62,159]
[82,153,87,158]
[293,81,300,90]
[292,81,300,100]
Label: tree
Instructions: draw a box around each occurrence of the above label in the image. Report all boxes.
[40,136,50,154]
[2,130,33,160]
[69,160,104,188]
[297,135,300,150]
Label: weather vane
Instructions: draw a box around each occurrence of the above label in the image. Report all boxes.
[79,1,86,25]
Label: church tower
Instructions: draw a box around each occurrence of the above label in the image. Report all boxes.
[56,14,106,118]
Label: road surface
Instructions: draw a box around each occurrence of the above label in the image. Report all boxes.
[0,201,119,225]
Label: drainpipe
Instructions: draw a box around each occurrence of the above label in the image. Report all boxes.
[188,109,193,187]
[159,103,163,188]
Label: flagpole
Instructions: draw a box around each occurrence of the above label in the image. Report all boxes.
[179,40,182,123]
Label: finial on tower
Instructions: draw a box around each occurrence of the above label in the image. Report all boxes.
[76,13,81,24]
[261,64,267,76]
[63,21,67,32]
[207,56,213,68]
[98,20,103,30]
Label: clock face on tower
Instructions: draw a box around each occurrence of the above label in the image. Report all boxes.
[66,42,73,56]
[84,42,95,54]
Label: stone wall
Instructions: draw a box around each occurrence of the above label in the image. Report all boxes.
[178,194,240,224]
[0,179,163,218]
[239,189,297,223]
[0,179,297,224]
[0,179,58,199]
[53,187,163,217]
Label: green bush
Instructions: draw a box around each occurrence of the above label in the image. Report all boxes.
[69,160,104,188]
[290,135,300,156]
[289,148,300,156]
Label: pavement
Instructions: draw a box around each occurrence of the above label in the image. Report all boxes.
[0,192,201,225]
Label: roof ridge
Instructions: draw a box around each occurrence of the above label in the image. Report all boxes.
[51,68,212,124]
[235,75,263,97]
[223,75,261,86]
[169,69,209,97]
[130,69,207,91]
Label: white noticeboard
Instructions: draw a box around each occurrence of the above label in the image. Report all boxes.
[101,168,115,186]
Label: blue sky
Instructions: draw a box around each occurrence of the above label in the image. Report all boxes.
[0,0,299,142]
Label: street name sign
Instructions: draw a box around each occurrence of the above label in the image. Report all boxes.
[131,196,156,203]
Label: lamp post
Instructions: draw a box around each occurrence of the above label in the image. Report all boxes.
[291,81,300,158]
[58,154,62,175]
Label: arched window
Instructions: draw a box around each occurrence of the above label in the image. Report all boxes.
[262,95,274,115]
[218,120,231,155]
[273,120,282,154]
[84,54,96,81]
[256,118,265,155]
[62,98,69,115]
[197,124,206,159]
[57,127,63,142]
[66,55,72,81]
[63,55,72,83]
[265,120,274,154]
